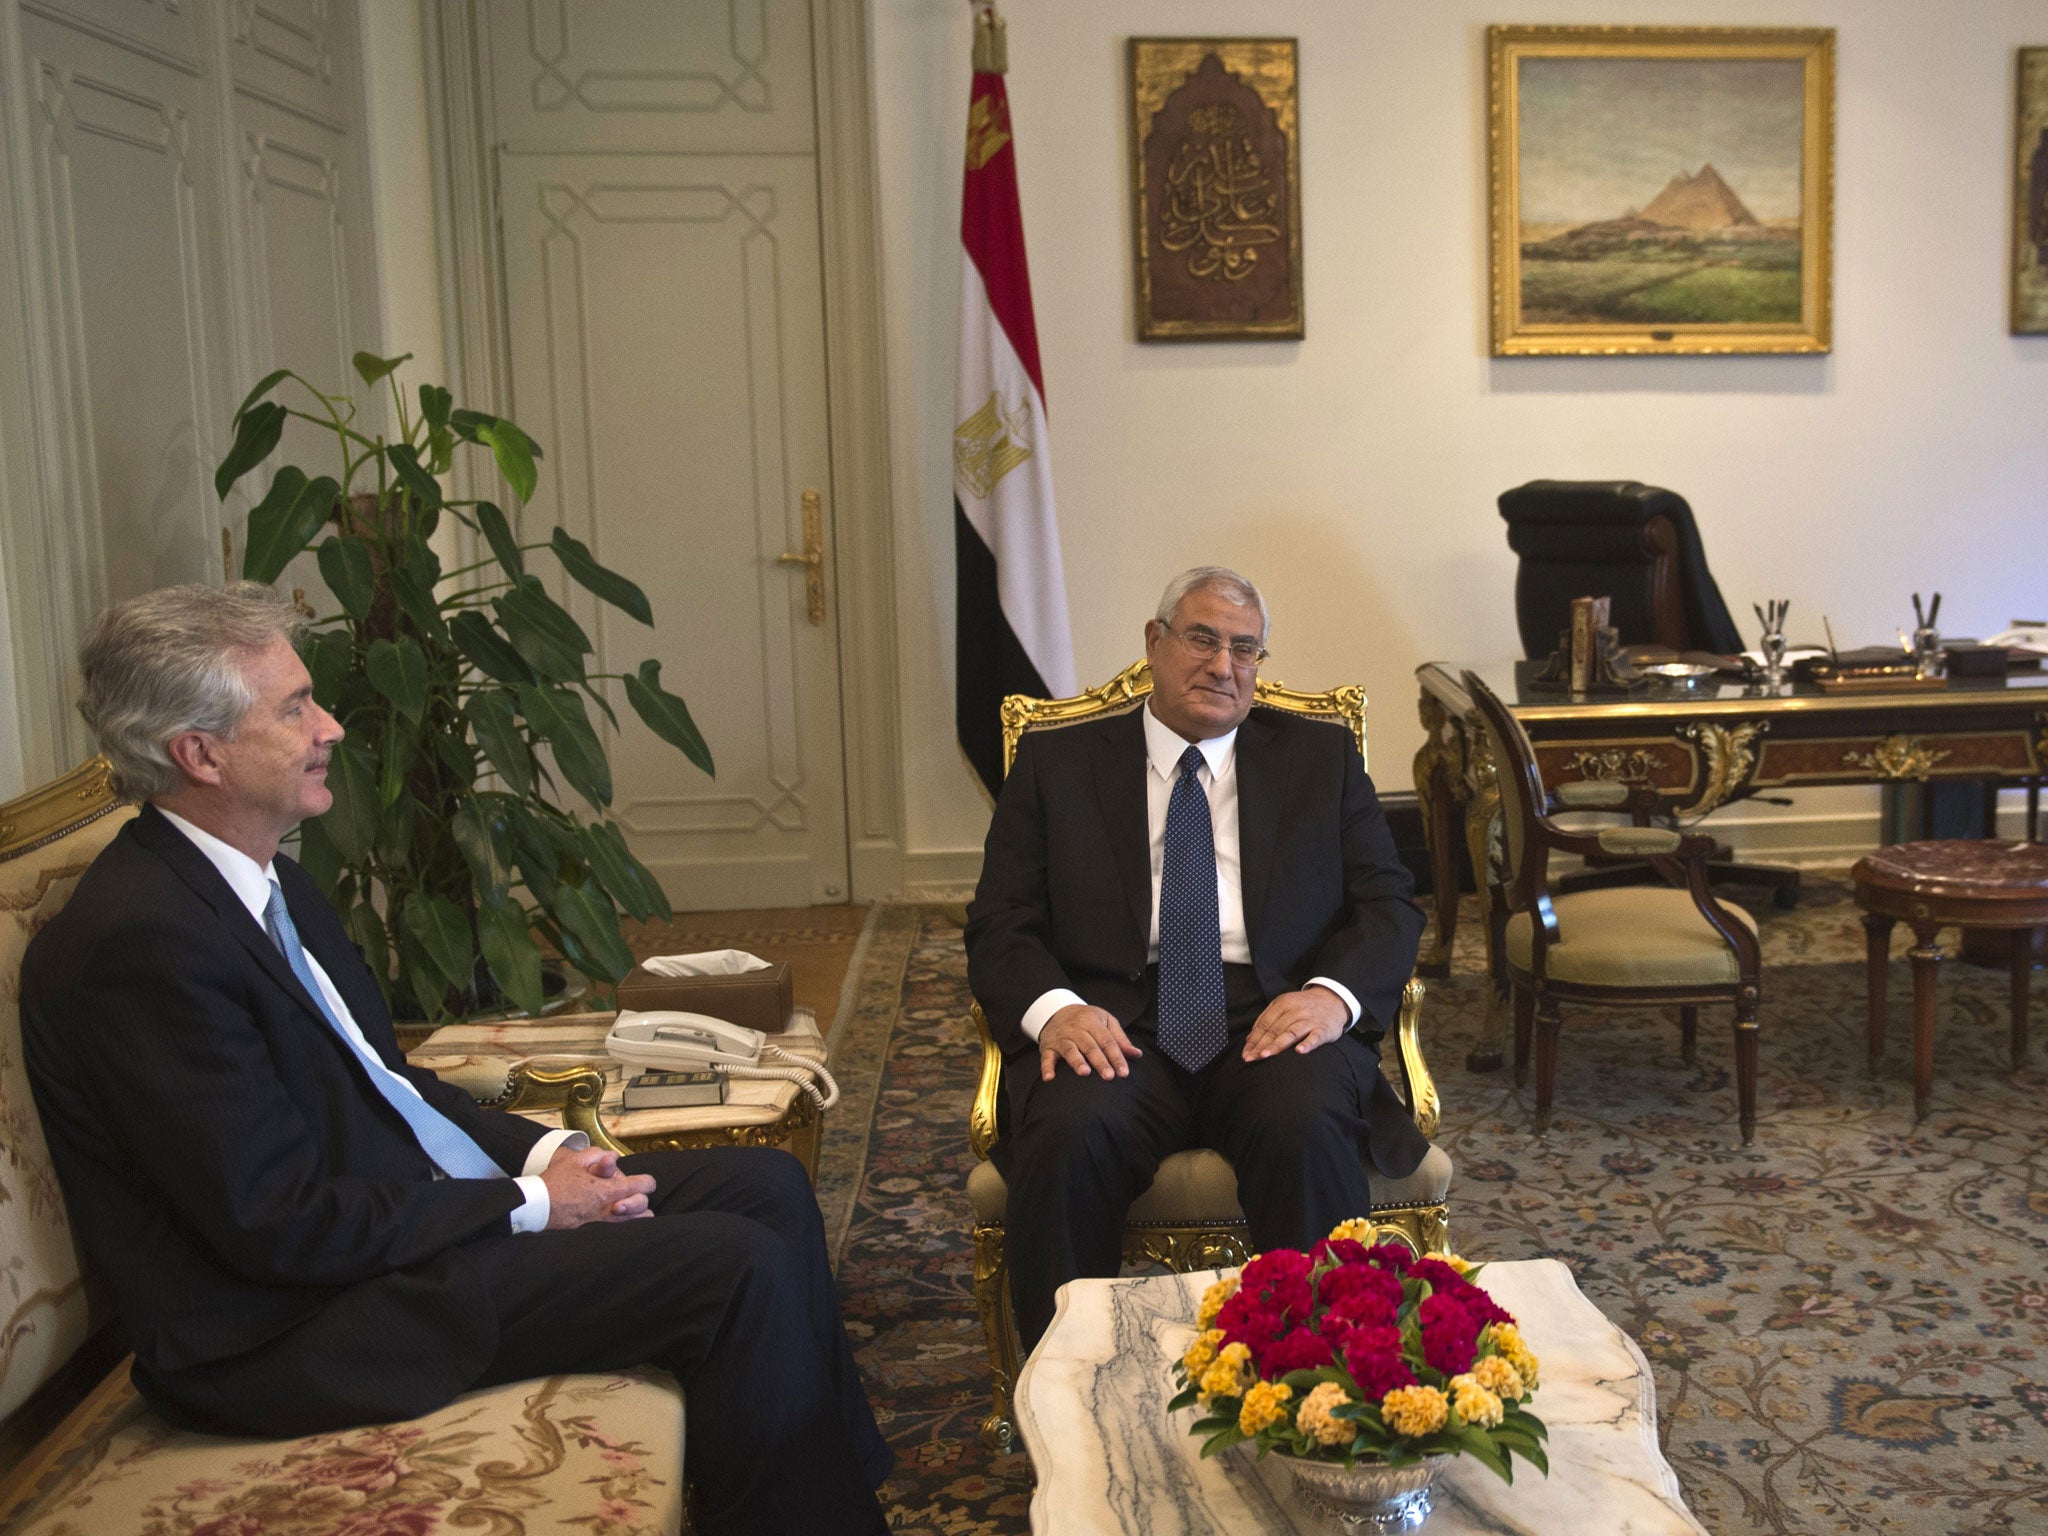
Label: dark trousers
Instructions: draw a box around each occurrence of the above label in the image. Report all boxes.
[1003,966,1380,1350]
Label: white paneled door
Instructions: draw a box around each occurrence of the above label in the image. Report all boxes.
[487,1,850,909]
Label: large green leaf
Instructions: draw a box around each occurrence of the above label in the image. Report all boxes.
[547,880,635,983]
[503,801,561,904]
[550,528,651,625]
[215,401,286,499]
[476,894,544,1014]
[518,683,610,810]
[466,688,533,796]
[450,611,533,686]
[388,567,450,647]
[433,728,477,788]
[367,637,429,723]
[473,419,539,502]
[243,469,339,584]
[402,892,474,999]
[352,350,412,388]
[476,500,524,581]
[376,718,416,808]
[495,579,590,682]
[450,801,508,897]
[233,368,292,425]
[372,789,416,866]
[316,535,375,620]
[303,628,353,708]
[321,739,379,862]
[624,659,714,776]
[294,813,344,898]
[581,820,669,923]
[343,902,391,990]
[418,383,452,433]
[387,442,443,513]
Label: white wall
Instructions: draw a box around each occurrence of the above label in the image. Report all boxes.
[872,0,2048,882]
[359,0,447,395]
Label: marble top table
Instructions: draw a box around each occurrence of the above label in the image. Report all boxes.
[1015,1259,1706,1536]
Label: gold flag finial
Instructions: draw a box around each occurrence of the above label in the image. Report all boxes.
[972,3,1007,75]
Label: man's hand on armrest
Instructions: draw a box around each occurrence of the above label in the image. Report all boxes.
[541,1145,655,1229]
[1242,986,1351,1061]
[1039,1004,1143,1082]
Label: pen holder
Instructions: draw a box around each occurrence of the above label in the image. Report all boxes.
[1912,625,1942,680]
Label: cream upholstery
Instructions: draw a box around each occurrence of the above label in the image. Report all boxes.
[1506,888,1758,987]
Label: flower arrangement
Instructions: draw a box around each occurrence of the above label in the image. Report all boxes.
[1169,1221,1549,1484]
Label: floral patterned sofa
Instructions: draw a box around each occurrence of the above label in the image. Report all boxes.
[0,762,687,1535]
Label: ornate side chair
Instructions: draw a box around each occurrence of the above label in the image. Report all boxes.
[1462,672,1764,1144]
[964,661,1456,1453]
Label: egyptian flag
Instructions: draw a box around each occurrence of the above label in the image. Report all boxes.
[955,2,1074,796]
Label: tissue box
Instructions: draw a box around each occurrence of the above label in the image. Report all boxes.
[614,961,794,1034]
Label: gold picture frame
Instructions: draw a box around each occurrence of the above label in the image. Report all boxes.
[1130,37,1303,341]
[2012,48,2048,334]
[1489,26,1834,356]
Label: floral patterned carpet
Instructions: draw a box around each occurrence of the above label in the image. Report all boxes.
[822,880,2048,1535]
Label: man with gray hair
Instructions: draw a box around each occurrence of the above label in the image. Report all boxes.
[21,583,889,1536]
[966,566,1428,1349]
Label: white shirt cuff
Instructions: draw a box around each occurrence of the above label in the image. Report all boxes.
[509,1128,590,1233]
[1020,988,1088,1043]
[1306,977,1362,1028]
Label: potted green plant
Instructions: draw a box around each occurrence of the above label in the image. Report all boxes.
[214,351,713,1022]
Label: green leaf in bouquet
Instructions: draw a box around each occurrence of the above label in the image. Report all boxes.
[1456,1427,1511,1482]
[388,441,443,514]
[476,500,524,580]
[243,468,340,584]
[352,350,412,387]
[1167,1383,1200,1413]
[450,611,533,686]
[466,687,533,796]
[548,879,635,983]
[1198,1424,1250,1459]
[624,659,713,775]
[476,893,544,1015]
[215,401,287,499]
[495,579,591,682]
[317,535,375,620]
[1504,1406,1548,1441]
[321,739,379,862]
[550,527,652,625]
[403,892,475,998]
[518,683,610,810]
[367,637,430,724]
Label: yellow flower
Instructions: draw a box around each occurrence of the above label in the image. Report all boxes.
[1380,1384,1449,1437]
[1450,1375,1505,1428]
[1470,1355,1525,1402]
[1238,1380,1294,1435]
[1326,1217,1377,1245]
[1294,1381,1356,1447]
[1197,1342,1254,1404]
[1442,1253,1474,1275]
[1483,1323,1540,1391]
[1197,1274,1241,1330]
[1182,1329,1225,1381]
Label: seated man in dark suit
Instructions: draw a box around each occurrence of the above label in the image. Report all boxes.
[21,583,889,1536]
[965,566,1427,1349]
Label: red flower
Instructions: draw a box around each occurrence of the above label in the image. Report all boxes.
[1256,1327,1339,1377]
[1240,1249,1312,1289]
[1343,1338,1417,1399]
[1367,1242,1415,1273]
[1408,1258,1465,1290]
[1319,1263,1403,1312]
[1325,1288,1398,1333]
[1419,1292,1479,1375]
[1312,1236,1371,1266]
[1216,1291,1285,1349]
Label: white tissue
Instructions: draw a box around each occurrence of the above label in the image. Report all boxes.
[640,949,772,978]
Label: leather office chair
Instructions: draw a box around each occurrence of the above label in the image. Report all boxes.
[1497,479,1799,907]
[1464,673,1764,1144]
[963,661,1455,1453]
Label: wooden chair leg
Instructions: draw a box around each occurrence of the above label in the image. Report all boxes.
[1908,923,1943,1122]
[1512,987,1534,1087]
[2012,928,2038,1071]
[1532,998,1561,1135]
[1678,1005,1698,1067]
[1733,1006,1759,1145]
[1861,912,1894,1073]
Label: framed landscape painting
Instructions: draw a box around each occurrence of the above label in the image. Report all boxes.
[2013,47,2048,334]
[1489,26,1834,356]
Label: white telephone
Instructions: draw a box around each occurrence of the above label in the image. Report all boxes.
[606,1010,839,1110]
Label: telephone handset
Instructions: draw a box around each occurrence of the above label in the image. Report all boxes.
[606,1010,838,1110]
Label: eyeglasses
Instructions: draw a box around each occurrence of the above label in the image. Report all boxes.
[1161,622,1267,668]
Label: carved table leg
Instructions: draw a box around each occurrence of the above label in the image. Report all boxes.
[1413,695,1463,979]
[2012,927,2038,1070]
[1861,912,1894,1073]
[1531,996,1562,1134]
[1462,735,1508,1074]
[1908,922,1943,1121]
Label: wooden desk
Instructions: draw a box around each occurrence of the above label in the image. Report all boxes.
[1414,661,2048,1070]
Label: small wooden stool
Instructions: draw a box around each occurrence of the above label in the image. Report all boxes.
[1852,840,2048,1119]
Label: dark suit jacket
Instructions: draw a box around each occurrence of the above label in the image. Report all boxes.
[963,703,1429,1178]
[21,804,550,1426]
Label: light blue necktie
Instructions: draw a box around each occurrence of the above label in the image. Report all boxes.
[1156,745,1228,1072]
[264,880,504,1181]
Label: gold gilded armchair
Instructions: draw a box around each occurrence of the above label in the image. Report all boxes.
[964,662,1456,1453]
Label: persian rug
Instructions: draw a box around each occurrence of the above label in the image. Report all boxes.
[828,883,2048,1536]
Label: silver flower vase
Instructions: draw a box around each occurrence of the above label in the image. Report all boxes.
[1283,1453,1451,1532]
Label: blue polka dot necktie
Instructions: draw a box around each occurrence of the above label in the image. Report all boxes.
[1156,745,1228,1072]
[264,880,504,1182]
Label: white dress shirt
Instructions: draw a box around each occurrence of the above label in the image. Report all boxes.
[158,809,581,1232]
[1018,702,1362,1042]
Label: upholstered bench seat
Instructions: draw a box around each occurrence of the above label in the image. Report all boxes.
[0,1364,682,1536]
[1505,886,1758,987]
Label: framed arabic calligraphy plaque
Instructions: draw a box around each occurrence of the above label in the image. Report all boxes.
[1130,38,1302,341]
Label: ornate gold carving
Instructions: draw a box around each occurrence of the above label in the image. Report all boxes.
[1160,101,1280,282]
[1567,747,1657,784]
[969,1004,1003,1160]
[953,391,1033,499]
[963,92,1010,171]
[1842,735,1952,780]
[972,1221,1021,1453]
[0,758,122,865]
[1394,977,1439,1140]
[1681,719,1768,816]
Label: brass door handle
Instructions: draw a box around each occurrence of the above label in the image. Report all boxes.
[775,489,826,624]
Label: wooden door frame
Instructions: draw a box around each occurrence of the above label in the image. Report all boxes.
[420,0,906,902]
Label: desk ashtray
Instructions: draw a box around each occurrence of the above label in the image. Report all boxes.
[1640,662,1716,688]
